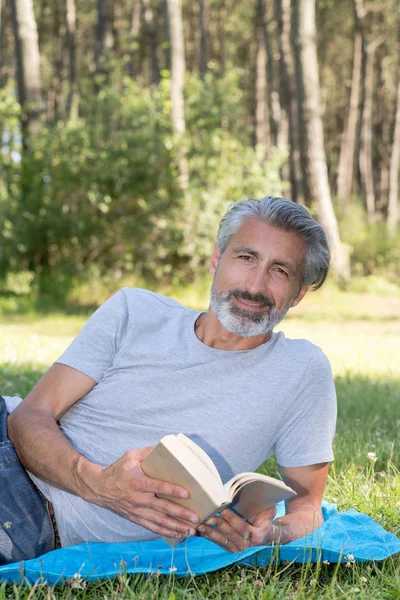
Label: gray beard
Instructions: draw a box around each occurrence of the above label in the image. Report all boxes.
[210,280,290,338]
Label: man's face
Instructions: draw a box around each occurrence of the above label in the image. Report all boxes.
[209,218,310,337]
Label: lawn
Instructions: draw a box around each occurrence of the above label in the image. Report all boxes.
[0,286,399,598]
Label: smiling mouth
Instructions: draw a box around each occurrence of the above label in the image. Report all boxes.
[233,295,270,311]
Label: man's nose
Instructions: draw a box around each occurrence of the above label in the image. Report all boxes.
[245,266,269,295]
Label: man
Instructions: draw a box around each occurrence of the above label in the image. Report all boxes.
[1,196,336,564]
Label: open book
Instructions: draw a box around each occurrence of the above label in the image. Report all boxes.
[140,433,296,545]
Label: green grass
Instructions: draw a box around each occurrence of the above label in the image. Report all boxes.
[0,286,399,598]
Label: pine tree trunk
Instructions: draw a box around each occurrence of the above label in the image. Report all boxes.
[128,0,140,78]
[142,0,160,85]
[0,0,4,77]
[263,3,279,145]
[254,0,270,156]
[167,0,188,192]
[0,0,2,56]
[95,0,114,73]
[65,0,77,118]
[10,0,43,148]
[162,0,171,71]
[199,0,208,80]
[336,29,362,202]
[48,0,64,124]
[218,0,226,74]
[295,0,350,283]
[359,39,380,222]
[388,2,400,233]
[276,0,304,204]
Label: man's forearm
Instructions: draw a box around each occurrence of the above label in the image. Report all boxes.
[269,509,323,546]
[7,408,100,501]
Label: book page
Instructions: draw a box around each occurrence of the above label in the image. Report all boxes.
[177,433,222,485]
[223,473,296,518]
[141,435,230,522]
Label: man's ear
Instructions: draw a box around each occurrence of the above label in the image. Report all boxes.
[291,284,311,307]
[209,244,221,275]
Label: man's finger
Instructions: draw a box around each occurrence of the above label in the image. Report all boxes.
[216,509,252,536]
[132,508,197,536]
[129,446,155,462]
[137,467,191,500]
[247,505,277,526]
[202,516,252,549]
[197,524,239,553]
[147,495,200,525]
[134,516,193,540]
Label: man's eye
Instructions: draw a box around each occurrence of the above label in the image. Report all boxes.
[274,268,288,276]
[239,255,253,261]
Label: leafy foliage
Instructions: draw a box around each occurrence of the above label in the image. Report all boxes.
[0,72,283,297]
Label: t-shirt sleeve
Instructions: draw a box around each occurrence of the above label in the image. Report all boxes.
[274,348,337,468]
[55,288,130,383]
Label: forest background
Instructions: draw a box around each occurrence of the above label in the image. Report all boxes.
[1,0,400,307]
[0,2,400,596]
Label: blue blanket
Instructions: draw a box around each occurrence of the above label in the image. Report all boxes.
[1,502,399,585]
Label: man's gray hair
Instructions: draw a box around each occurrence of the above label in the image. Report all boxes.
[216,196,330,290]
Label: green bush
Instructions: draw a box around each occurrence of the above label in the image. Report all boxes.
[0,71,283,298]
[337,200,400,283]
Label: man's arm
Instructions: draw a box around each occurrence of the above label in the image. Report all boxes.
[7,364,199,539]
[196,462,328,552]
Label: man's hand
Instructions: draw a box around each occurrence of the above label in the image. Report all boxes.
[197,506,277,552]
[197,463,329,552]
[79,447,200,539]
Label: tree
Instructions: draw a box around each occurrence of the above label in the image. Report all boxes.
[95,0,114,73]
[388,0,400,233]
[65,0,77,118]
[166,0,189,194]
[142,0,160,85]
[199,0,208,80]
[254,0,270,155]
[10,0,43,148]
[275,0,304,203]
[336,20,362,202]
[294,0,350,282]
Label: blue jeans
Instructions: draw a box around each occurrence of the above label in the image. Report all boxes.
[0,396,55,565]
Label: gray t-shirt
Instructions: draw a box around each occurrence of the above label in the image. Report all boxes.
[5,287,336,547]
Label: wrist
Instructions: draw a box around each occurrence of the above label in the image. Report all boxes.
[73,454,103,502]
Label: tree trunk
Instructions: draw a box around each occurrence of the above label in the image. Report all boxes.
[142,0,160,85]
[388,1,400,233]
[217,0,226,74]
[295,0,350,283]
[199,0,208,80]
[128,0,140,78]
[388,76,400,232]
[336,29,362,202]
[264,9,279,146]
[0,0,2,57]
[10,0,43,148]
[162,0,171,71]
[276,0,304,204]
[65,0,77,118]
[95,0,114,73]
[167,0,188,193]
[254,0,270,155]
[0,0,4,72]
[47,0,64,124]
[359,38,381,222]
